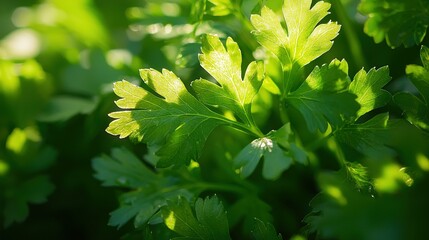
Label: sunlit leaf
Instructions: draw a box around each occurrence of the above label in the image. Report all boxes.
[107,34,263,167]
[286,59,358,132]
[349,66,391,118]
[162,196,231,240]
[251,0,340,92]
[192,34,264,126]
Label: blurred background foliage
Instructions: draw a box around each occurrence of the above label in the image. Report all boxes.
[0,0,428,239]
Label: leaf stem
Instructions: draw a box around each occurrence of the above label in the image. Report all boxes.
[215,113,264,138]
[231,2,259,50]
[282,63,300,97]
[331,0,367,68]
[331,138,347,168]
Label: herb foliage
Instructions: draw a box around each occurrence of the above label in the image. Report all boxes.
[1,0,429,239]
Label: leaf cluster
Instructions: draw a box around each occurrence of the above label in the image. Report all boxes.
[95,0,429,238]
[359,0,429,48]
[3,0,429,239]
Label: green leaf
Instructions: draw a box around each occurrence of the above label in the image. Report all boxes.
[421,44,429,69]
[194,196,230,239]
[190,0,206,23]
[107,35,263,168]
[62,50,122,96]
[176,43,201,68]
[252,218,283,240]
[207,0,234,16]
[233,138,266,178]
[289,143,307,165]
[359,0,429,48]
[0,59,52,125]
[394,45,429,131]
[229,196,272,234]
[3,199,29,228]
[251,0,340,92]
[394,92,429,130]
[233,123,308,179]
[233,137,292,180]
[162,196,231,240]
[37,96,98,122]
[192,35,264,126]
[92,148,195,228]
[349,66,391,118]
[92,147,158,188]
[163,197,203,239]
[334,67,392,158]
[286,59,359,132]
[261,143,292,180]
[335,113,391,156]
[406,46,429,102]
[344,162,372,190]
[269,123,308,164]
[3,175,55,227]
[106,72,222,168]
[109,188,194,229]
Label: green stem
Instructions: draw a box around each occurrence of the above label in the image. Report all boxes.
[231,2,259,51]
[279,62,302,125]
[245,109,265,136]
[279,100,290,125]
[331,0,367,68]
[197,108,263,138]
[222,118,264,138]
[331,139,347,168]
[282,63,301,98]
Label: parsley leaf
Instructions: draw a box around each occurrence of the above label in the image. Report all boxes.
[3,175,55,227]
[359,0,429,48]
[228,195,273,234]
[344,162,372,190]
[92,148,195,228]
[334,67,392,157]
[234,137,292,180]
[233,123,307,179]
[92,147,157,188]
[394,93,429,130]
[162,196,231,240]
[251,0,340,93]
[335,113,391,156]
[349,66,391,118]
[252,218,283,240]
[107,34,263,167]
[37,96,98,122]
[207,0,234,17]
[286,59,359,132]
[106,73,222,168]
[192,34,264,128]
[394,45,429,131]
